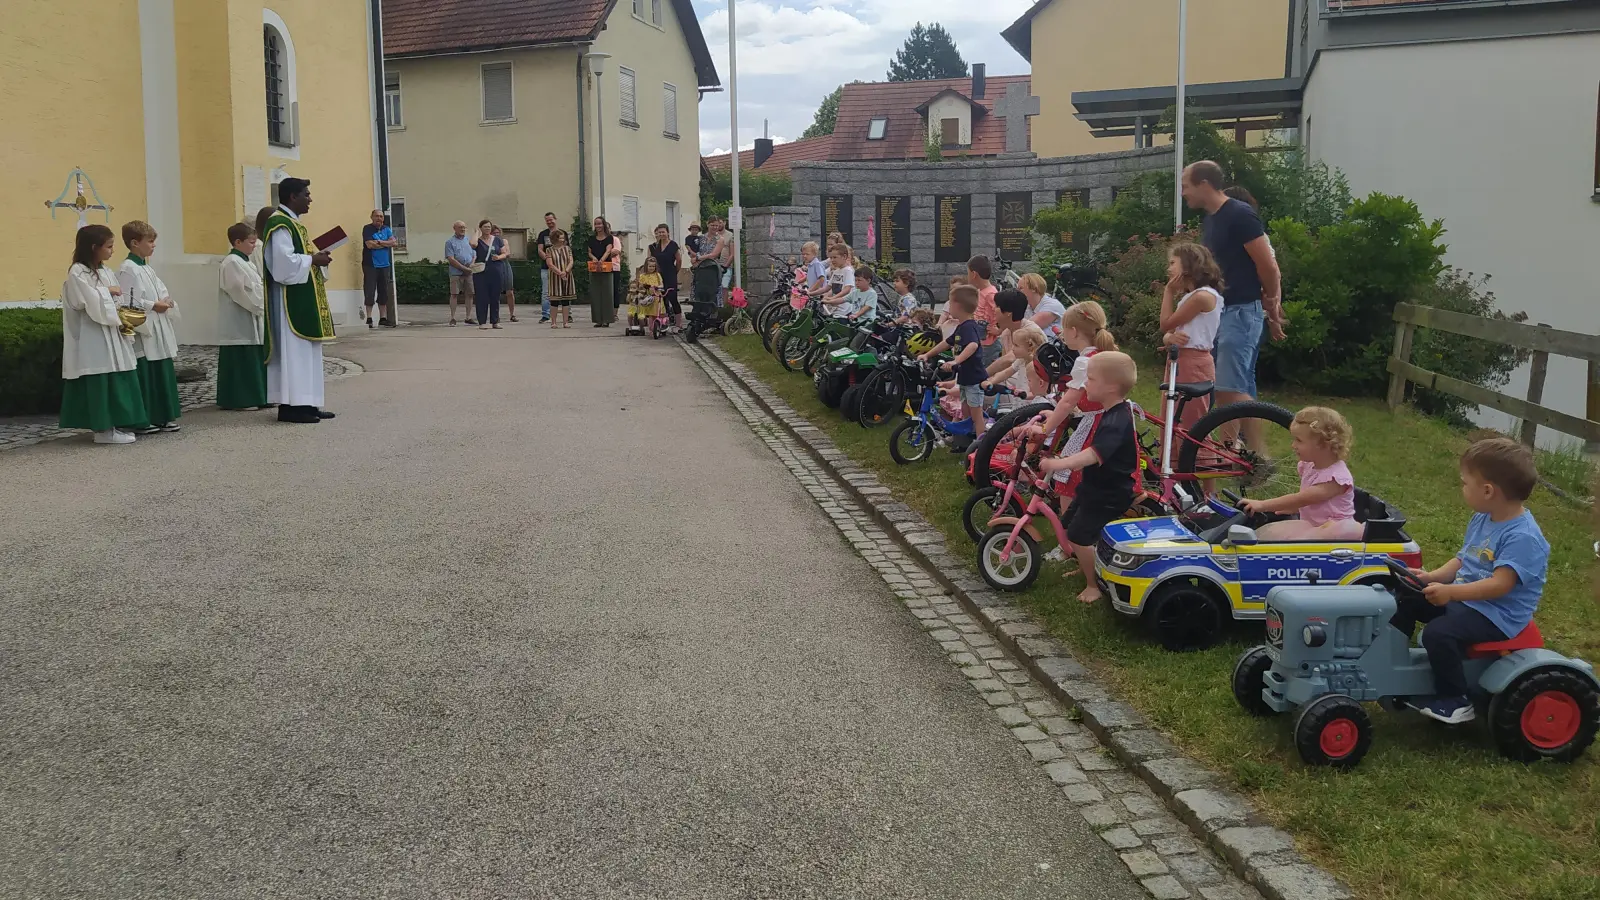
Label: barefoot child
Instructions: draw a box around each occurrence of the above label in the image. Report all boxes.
[1240,407,1362,541]
[1158,242,1223,435]
[1038,351,1141,604]
[216,222,269,410]
[118,220,181,433]
[1030,300,1120,452]
[1389,437,1549,725]
[59,225,148,443]
[918,285,988,445]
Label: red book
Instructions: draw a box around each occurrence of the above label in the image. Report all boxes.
[313,226,348,252]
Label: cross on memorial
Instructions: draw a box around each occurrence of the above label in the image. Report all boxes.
[993,82,1040,154]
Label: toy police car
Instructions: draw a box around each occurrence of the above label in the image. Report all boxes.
[1094,490,1421,651]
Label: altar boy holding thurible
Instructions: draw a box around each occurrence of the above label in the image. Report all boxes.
[117,220,182,433]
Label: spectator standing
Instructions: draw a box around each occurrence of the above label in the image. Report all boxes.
[588,217,621,327]
[547,229,577,328]
[535,211,557,323]
[444,221,476,326]
[491,225,517,322]
[649,224,683,328]
[361,209,397,328]
[1017,272,1065,337]
[1182,160,1285,450]
[469,219,502,330]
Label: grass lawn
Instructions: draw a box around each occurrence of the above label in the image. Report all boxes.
[718,333,1599,900]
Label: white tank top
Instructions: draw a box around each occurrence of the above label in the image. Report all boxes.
[1177,287,1222,351]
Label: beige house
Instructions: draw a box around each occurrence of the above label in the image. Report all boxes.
[1003,0,1289,156]
[382,0,719,265]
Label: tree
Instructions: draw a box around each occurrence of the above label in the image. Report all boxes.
[801,86,842,140]
[887,23,968,82]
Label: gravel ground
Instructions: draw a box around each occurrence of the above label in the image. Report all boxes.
[0,312,1144,900]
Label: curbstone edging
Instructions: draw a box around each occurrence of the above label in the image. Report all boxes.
[687,340,1352,900]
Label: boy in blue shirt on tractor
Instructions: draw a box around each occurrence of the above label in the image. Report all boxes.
[1392,437,1550,725]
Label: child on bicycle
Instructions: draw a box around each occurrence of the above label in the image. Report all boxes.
[817,244,854,309]
[1239,407,1362,541]
[628,256,666,333]
[892,269,920,322]
[800,241,827,299]
[984,320,1049,405]
[844,268,880,324]
[1389,437,1549,725]
[1029,300,1119,452]
[1038,351,1140,605]
[918,285,987,446]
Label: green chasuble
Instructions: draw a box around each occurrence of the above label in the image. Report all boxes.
[262,212,335,363]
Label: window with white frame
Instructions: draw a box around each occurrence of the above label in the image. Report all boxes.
[663,83,678,138]
[622,195,641,236]
[481,62,514,123]
[619,67,638,127]
[652,0,663,25]
[263,23,296,147]
[389,199,408,253]
[867,117,887,140]
[384,71,402,128]
[633,0,644,15]
[664,200,679,239]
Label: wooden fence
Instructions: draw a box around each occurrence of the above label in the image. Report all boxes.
[1387,303,1600,448]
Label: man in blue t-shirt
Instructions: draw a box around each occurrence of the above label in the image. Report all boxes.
[361,209,397,328]
[1392,438,1551,725]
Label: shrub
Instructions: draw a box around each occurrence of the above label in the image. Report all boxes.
[394,259,543,304]
[1407,268,1529,424]
[0,308,64,416]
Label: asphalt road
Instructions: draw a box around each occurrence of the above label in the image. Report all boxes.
[0,309,1145,899]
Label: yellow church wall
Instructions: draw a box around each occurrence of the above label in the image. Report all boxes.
[176,0,239,256]
[0,1,149,303]
[1029,0,1288,157]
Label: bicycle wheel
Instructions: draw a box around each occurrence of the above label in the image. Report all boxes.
[723,308,753,336]
[967,400,1054,489]
[778,331,811,372]
[962,486,1026,542]
[856,366,909,428]
[757,301,787,351]
[1174,400,1298,499]
[889,419,937,464]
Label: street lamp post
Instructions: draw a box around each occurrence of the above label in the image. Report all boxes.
[727,0,741,294]
[1173,0,1188,231]
[584,52,613,219]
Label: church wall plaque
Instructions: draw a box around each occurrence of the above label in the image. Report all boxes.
[1056,188,1088,250]
[876,195,911,264]
[821,195,852,243]
[934,194,971,264]
[995,191,1032,258]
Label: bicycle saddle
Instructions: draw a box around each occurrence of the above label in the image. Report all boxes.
[1161,381,1215,399]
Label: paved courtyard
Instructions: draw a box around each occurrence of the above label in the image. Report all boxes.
[0,308,1150,899]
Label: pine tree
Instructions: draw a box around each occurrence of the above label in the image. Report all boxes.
[886,23,968,82]
[801,86,843,140]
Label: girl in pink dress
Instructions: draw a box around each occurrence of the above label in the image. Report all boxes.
[1240,407,1363,541]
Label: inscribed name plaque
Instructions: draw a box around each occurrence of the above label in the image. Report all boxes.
[995,192,1032,257]
[876,195,910,264]
[934,194,971,264]
[822,195,853,243]
[1056,189,1088,250]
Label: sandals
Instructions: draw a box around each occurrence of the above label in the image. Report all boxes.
[509,315,519,323]
[449,319,457,326]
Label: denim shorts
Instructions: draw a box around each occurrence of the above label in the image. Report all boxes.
[959,383,984,407]
[1215,301,1264,396]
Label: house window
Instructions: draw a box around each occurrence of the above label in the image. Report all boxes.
[384,71,402,128]
[941,117,960,149]
[481,62,514,123]
[622,195,641,236]
[633,0,644,15]
[500,227,529,260]
[389,199,407,253]
[665,200,679,238]
[652,0,663,25]
[867,117,887,140]
[663,83,679,138]
[619,67,638,127]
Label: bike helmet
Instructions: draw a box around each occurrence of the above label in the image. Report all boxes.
[904,328,940,356]
[1035,341,1078,383]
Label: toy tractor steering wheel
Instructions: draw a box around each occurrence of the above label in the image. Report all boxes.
[1386,557,1427,594]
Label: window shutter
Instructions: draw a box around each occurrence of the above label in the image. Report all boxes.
[633,0,643,15]
[482,63,513,121]
[623,196,641,236]
[619,67,637,126]
[652,0,663,24]
[663,83,678,137]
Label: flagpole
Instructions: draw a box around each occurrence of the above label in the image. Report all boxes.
[1174,0,1188,231]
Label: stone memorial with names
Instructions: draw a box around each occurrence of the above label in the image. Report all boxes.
[996,192,1032,257]
[876,196,910,264]
[822,195,852,244]
[934,194,971,264]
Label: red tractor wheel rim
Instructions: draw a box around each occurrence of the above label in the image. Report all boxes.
[1319,718,1359,758]
[1521,691,1581,750]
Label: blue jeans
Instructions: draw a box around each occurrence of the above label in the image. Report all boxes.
[1215,301,1264,396]
[539,269,551,318]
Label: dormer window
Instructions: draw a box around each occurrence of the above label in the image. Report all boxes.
[867,118,887,140]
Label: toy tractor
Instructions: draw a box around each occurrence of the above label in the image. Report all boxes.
[1233,560,1599,769]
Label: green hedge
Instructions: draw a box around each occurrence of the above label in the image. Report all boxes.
[395,259,544,304]
[0,308,64,416]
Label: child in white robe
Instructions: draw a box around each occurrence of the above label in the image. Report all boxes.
[59,224,148,443]
[216,222,270,410]
[118,220,182,433]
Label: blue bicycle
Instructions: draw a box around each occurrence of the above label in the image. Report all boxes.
[888,362,1026,464]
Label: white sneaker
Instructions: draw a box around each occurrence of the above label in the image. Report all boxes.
[94,430,135,444]
[1044,547,1065,561]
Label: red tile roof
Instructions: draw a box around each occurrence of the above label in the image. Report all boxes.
[383,0,720,87]
[702,135,835,177]
[828,75,1030,161]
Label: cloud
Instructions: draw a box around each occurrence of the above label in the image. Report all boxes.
[693,0,1034,153]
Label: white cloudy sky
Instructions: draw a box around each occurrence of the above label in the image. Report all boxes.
[691,0,1035,155]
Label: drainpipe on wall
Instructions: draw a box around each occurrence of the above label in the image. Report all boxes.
[370,0,397,321]
[576,47,590,222]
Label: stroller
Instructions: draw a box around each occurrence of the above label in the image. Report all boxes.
[684,263,724,344]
